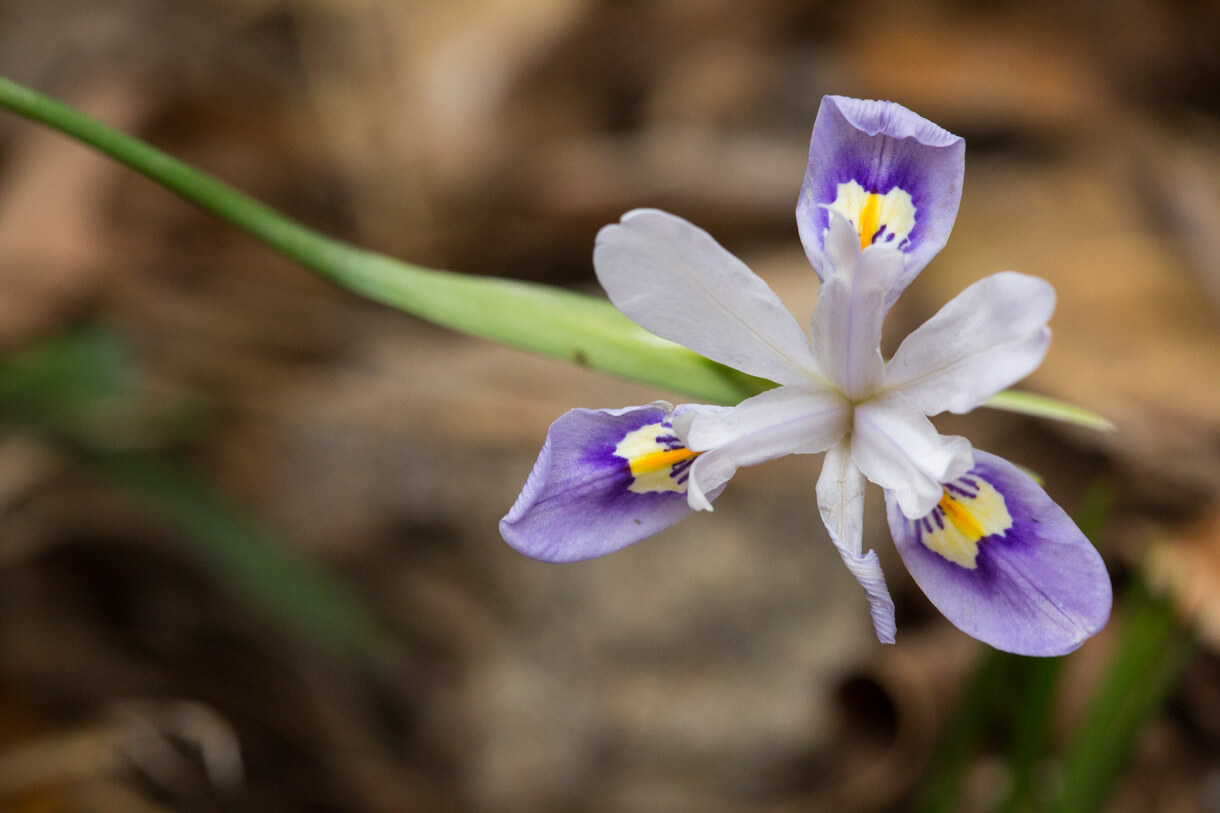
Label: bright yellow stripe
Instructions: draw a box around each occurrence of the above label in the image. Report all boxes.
[938,492,985,540]
[858,193,881,250]
[628,447,699,476]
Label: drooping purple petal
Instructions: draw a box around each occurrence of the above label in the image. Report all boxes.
[501,402,729,563]
[886,450,1112,656]
[797,95,965,301]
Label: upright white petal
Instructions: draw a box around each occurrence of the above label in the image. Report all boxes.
[817,438,896,643]
[852,392,973,518]
[810,215,906,399]
[884,272,1055,415]
[595,209,822,386]
[675,385,851,511]
[822,207,866,275]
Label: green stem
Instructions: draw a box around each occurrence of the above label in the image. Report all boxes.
[0,75,761,405]
[0,74,1114,429]
[983,390,1114,432]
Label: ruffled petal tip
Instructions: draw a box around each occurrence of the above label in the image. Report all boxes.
[816,439,897,644]
[886,450,1112,656]
[841,548,898,644]
[500,402,724,562]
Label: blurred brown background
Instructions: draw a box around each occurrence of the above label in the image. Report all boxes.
[0,0,1219,811]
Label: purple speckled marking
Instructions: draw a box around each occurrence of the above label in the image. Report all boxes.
[670,456,695,484]
[907,464,1025,584]
[599,418,699,488]
[652,431,685,451]
[945,479,980,499]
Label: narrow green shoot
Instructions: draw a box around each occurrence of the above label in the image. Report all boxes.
[0,74,1110,426]
[1050,583,1192,813]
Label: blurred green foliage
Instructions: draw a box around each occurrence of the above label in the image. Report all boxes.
[0,327,398,670]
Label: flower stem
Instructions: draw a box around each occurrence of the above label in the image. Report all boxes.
[0,74,1113,430]
[0,75,763,405]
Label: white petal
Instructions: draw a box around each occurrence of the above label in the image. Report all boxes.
[675,384,851,511]
[675,384,849,452]
[683,446,739,512]
[594,209,822,386]
[816,438,897,643]
[823,208,865,276]
[884,272,1055,415]
[810,214,906,399]
[852,392,973,518]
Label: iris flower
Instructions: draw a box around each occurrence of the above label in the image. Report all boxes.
[501,96,1111,656]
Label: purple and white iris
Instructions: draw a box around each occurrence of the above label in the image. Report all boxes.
[501,96,1111,656]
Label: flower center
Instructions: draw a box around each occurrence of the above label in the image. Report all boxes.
[857,194,881,252]
[826,180,917,251]
[615,421,700,494]
[915,474,1013,568]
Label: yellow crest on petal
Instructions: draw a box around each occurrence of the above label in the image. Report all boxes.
[918,476,1013,569]
[827,180,916,251]
[615,422,699,494]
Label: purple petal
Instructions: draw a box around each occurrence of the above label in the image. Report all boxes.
[501,402,727,562]
[797,96,965,301]
[886,450,1112,656]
